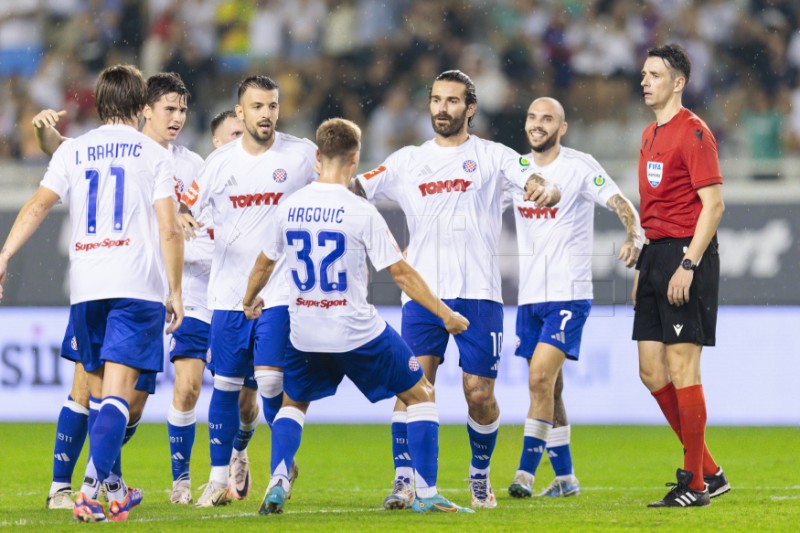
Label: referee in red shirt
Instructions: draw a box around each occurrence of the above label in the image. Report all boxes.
[633,44,730,508]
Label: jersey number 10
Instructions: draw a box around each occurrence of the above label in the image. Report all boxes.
[286,229,347,293]
[85,166,125,234]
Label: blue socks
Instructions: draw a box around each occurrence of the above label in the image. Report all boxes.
[467,416,499,477]
[233,418,258,453]
[255,369,284,427]
[406,403,439,498]
[167,406,196,481]
[80,397,129,499]
[261,394,283,428]
[547,425,575,477]
[391,411,413,481]
[269,407,304,485]
[518,418,552,475]
[52,396,89,485]
[208,378,242,468]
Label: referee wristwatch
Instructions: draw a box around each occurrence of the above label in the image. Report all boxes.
[680,258,698,271]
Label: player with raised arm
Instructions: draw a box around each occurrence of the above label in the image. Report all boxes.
[242,117,473,515]
[30,79,256,507]
[504,97,642,499]
[0,64,184,523]
[32,109,156,511]
[354,70,560,510]
[635,44,729,508]
[180,75,317,507]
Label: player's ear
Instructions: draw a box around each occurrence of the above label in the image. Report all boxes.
[142,104,152,120]
[235,104,243,120]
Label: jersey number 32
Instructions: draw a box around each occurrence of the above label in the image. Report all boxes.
[286,229,347,293]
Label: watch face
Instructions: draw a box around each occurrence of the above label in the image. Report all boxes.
[681,259,695,270]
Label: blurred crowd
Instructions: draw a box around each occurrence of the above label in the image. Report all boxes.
[1,0,799,165]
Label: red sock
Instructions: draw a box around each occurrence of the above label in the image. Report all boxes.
[652,382,719,476]
[675,384,707,491]
[652,382,682,436]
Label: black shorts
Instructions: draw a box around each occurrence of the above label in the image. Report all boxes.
[632,236,719,346]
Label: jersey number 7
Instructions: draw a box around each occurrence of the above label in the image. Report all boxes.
[85,166,125,234]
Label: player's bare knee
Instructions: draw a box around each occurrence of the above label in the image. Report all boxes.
[70,364,90,405]
[463,374,496,411]
[70,378,91,406]
[173,381,201,411]
[416,376,435,401]
[528,368,555,398]
[129,391,148,421]
[239,388,260,423]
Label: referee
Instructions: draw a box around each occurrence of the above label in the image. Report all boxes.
[633,43,730,508]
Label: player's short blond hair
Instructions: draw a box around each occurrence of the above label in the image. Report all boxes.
[316,118,362,160]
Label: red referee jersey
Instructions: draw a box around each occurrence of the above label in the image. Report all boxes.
[638,107,723,240]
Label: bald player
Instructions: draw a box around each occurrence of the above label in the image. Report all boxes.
[506,97,642,499]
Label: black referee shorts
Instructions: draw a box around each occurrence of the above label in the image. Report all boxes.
[632,236,719,346]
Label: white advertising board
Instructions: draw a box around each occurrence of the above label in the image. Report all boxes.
[0,306,797,425]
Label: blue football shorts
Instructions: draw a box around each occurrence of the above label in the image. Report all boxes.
[62,316,156,393]
[70,298,166,374]
[283,323,423,403]
[515,300,592,361]
[253,305,289,368]
[169,316,210,363]
[401,298,503,379]
[208,307,287,385]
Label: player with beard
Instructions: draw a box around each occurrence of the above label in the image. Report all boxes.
[504,97,642,499]
[354,70,560,510]
[242,117,473,515]
[180,75,316,507]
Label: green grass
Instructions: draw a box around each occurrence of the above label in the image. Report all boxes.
[1,424,799,531]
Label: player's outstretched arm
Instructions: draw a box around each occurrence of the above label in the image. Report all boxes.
[0,187,60,302]
[387,259,469,335]
[607,193,643,268]
[242,251,276,319]
[523,173,561,206]
[32,109,68,156]
[155,197,184,332]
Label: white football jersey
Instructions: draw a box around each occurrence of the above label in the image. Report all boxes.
[182,133,317,311]
[357,135,530,304]
[509,146,621,304]
[264,181,404,352]
[40,124,176,304]
[171,144,213,324]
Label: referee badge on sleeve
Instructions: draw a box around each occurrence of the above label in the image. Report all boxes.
[646,162,663,187]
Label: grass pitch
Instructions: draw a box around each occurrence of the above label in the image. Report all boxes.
[1,423,798,531]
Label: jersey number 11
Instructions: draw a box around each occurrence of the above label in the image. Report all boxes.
[85,166,125,234]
